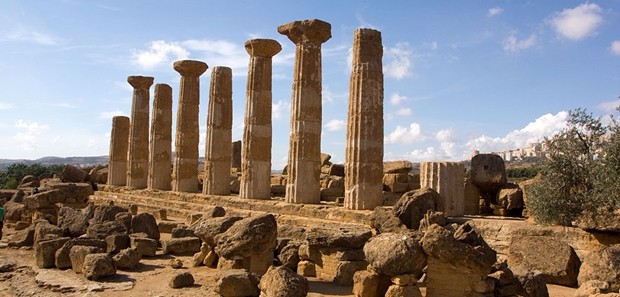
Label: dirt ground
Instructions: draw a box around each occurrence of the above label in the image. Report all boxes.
[0,227,577,297]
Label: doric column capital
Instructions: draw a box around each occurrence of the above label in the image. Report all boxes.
[245,39,282,58]
[127,76,154,89]
[173,60,208,77]
[278,19,332,45]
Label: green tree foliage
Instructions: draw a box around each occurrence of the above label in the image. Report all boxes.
[0,163,64,189]
[528,108,620,225]
[506,165,541,179]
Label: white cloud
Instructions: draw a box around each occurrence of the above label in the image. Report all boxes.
[503,33,536,52]
[385,123,424,144]
[611,41,620,56]
[550,3,602,40]
[0,102,13,110]
[13,120,50,151]
[325,119,346,132]
[131,40,189,70]
[3,28,60,45]
[181,39,247,70]
[466,111,568,153]
[272,100,290,120]
[435,128,458,158]
[390,93,407,105]
[384,43,412,79]
[487,7,504,17]
[396,108,412,117]
[597,99,620,112]
[99,110,125,119]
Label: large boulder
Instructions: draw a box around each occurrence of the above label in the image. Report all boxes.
[57,206,93,237]
[578,245,620,291]
[162,237,201,255]
[305,226,372,249]
[393,187,442,230]
[259,265,308,297]
[59,165,88,183]
[421,223,496,275]
[82,253,116,280]
[507,236,580,287]
[130,233,158,257]
[34,221,64,244]
[576,208,620,233]
[113,247,141,270]
[45,182,93,203]
[4,200,26,222]
[352,270,392,297]
[575,280,613,297]
[214,269,260,297]
[55,237,107,269]
[131,212,160,241]
[169,272,195,289]
[363,232,426,277]
[35,237,70,268]
[496,183,524,210]
[470,154,507,193]
[69,245,102,274]
[370,207,406,234]
[514,270,550,297]
[214,214,277,259]
[86,221,127,239]
[192,216,243,247]
[89,205,128,225]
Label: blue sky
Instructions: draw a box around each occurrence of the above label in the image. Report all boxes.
[0,1,619,169]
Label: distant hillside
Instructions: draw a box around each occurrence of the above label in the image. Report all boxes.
[0,156,109,170]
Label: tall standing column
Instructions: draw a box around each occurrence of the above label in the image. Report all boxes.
[344,28,384,210]
[148,83,173,190]
[239,39,282,200]
[107,116,130,186]
[126,76,154,189]
[172,60,208,193]
[203,67,233,195]
[278,19,331,204]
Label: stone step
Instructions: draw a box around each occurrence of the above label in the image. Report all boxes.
[90,185,372,230]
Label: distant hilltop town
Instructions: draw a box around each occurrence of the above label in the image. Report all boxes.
[473,142,548,162]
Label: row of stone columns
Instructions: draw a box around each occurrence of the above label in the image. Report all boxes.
[107,19,390,211]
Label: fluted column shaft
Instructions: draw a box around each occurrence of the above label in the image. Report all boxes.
[240,39,282,200]
[344,28,384,210]
[126,76,154,189]
[172,60,208,193]
[203,67,233,195]
[108,116,130,186]
[148,84,172,190]
[420,162,465,216]
[278,19,331,204]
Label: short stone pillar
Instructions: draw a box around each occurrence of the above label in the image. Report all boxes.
[203,67,233,195]
[172,60,208,193]
[344,28,384,210]
[420,162,465,216]
[107,116,130,186]
[278,19,331,204]
[148,83,172,191]
[126,76,154,189]
[239,39,282,200]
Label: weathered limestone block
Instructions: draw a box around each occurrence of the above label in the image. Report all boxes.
[470,153,507,193]
[259,265,309,297]
[497,183,524,210]
[107,116,130,186]
[69,245,102,274]
[162,237,201,255]
[35,237,70,268]
[420,162,465,216]
[130,234,158,257]
[214,269,260,297]
[385,284,423,297]
[239,39,281,200]
[55,237,107,269]
[203,67,233,195]
[464,180,481,215]
[169,272,195,288]
[59,165,88,183]
[383,173,409,193]
[383,161,413,173]
[113,247,141,270]
[279,19,331,204]
[345,28,384,211]
[352,269,392,297]
[82,253,116,280]
[172,60,208,193]
[131,212,160,241]
[363,232,426,277]
[425,258,492,297]
[578,244,620,291]
[393,187,442,230]
[148,83,172,190]
[126,75,154,189]
[106,234,130,254]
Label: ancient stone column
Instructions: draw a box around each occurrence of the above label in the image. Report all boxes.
[344,28,384,210]
[203,67,233,195]
[148,83,172,191]
[107,116,130,186]
[420,162,465,216]
[231,140,242,170]
[172,60,208,193]
[239,39,282,200]
[278,19,331,204]
[126,76,154,189]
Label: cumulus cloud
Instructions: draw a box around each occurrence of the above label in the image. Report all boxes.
[396,108,412,117]
[99,110,125,119]
[611,41,620,56]
[503,33,536,52]
[384,43,412,79]
[487,7,504,17]
[131,40,189,70]
[325,119,346,132]
[390,93,407,105]
[597,99,620,112]
[272,100,290,120]
[385,123,424,144]
[3,28,60,45]
[466,111,568,153]
[550,3,602,40]
[13,120,50,151]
